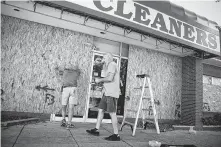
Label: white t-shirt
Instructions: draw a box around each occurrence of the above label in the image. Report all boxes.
[103,62,120,98]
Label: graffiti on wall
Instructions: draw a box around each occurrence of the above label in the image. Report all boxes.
[175,104,181,118]
[173,102,211,118]
[35,85,55,106]
[35,85,55,92]
[1,89,4,102]
[148,100,160,116]
[148,106,153,115]
[45,93,55,105]
[203,102,211,111]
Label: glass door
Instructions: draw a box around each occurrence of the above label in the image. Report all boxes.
[87,53,119,119]
[117,58,128,115]
[84,37,129,121]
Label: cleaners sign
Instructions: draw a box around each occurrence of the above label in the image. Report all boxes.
[70,0,220,54]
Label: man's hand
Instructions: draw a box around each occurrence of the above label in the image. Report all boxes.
[94,78,101,83]
[94,72,114,83]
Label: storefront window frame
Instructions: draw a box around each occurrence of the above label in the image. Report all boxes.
[84,40,129,121]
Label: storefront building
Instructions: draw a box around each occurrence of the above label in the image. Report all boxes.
[1,1,221,129]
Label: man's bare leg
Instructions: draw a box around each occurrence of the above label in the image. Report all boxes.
[109,112,119,134]
[62,105,67,120]
[103,112,120,141]
[61,105,67,126]
[68,104,74,124]
[96,109,104,130]
[86,109,104,136]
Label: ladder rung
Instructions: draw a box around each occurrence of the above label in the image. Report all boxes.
[124,121,134,126]
[136,74,149,78]
[142,97,151,100]
[127,109,137,113]
[145,119,154,124]
[122,75,160,136]
[134,86,149,90]
[134,94,149,96]
[142,108,152,111]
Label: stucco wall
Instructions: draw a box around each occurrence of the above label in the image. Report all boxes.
[1,15,93,115]
[125,45,182,119]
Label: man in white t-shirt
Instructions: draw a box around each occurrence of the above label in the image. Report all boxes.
[86,53,120,141]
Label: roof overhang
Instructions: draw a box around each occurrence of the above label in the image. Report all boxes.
[2,0,221,59]
[38,0,221,58]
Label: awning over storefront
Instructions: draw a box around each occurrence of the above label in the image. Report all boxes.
[35,0,221,58]
[2,0,220,58]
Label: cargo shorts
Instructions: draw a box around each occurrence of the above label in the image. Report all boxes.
[98,95,118,113]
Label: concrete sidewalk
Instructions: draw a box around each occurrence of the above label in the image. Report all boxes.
[1,121,221,147]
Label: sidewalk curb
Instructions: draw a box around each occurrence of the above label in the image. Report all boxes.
[1,118,40,127]
[173,125,221,131]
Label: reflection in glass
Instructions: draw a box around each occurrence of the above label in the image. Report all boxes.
[117,58,128,115]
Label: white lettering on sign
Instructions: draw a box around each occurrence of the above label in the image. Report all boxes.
[68,0,220,53]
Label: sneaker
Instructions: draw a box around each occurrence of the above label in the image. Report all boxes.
[60,119,66,127]
[66,123,75,129]
[104,134,120,141]
[86,128,100,136]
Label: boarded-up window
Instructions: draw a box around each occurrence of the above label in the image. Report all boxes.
[94,37,120,55]
[212,77,221,86]
[203,75,221,86]
[121,43,129,57]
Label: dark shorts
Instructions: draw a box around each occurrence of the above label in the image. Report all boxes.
[98,95,118,113]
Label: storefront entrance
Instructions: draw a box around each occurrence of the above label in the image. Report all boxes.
[86,37,129,119]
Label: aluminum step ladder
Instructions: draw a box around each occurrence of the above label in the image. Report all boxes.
[120,74,160,136]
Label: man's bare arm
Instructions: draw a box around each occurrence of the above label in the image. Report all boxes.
[95,73,114,83]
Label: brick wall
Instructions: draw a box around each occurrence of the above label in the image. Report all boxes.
[181,56,203,129]
[195,59,203,129]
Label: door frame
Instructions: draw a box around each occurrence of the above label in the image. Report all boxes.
[84,51,120,122]
[84,45,128,122]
